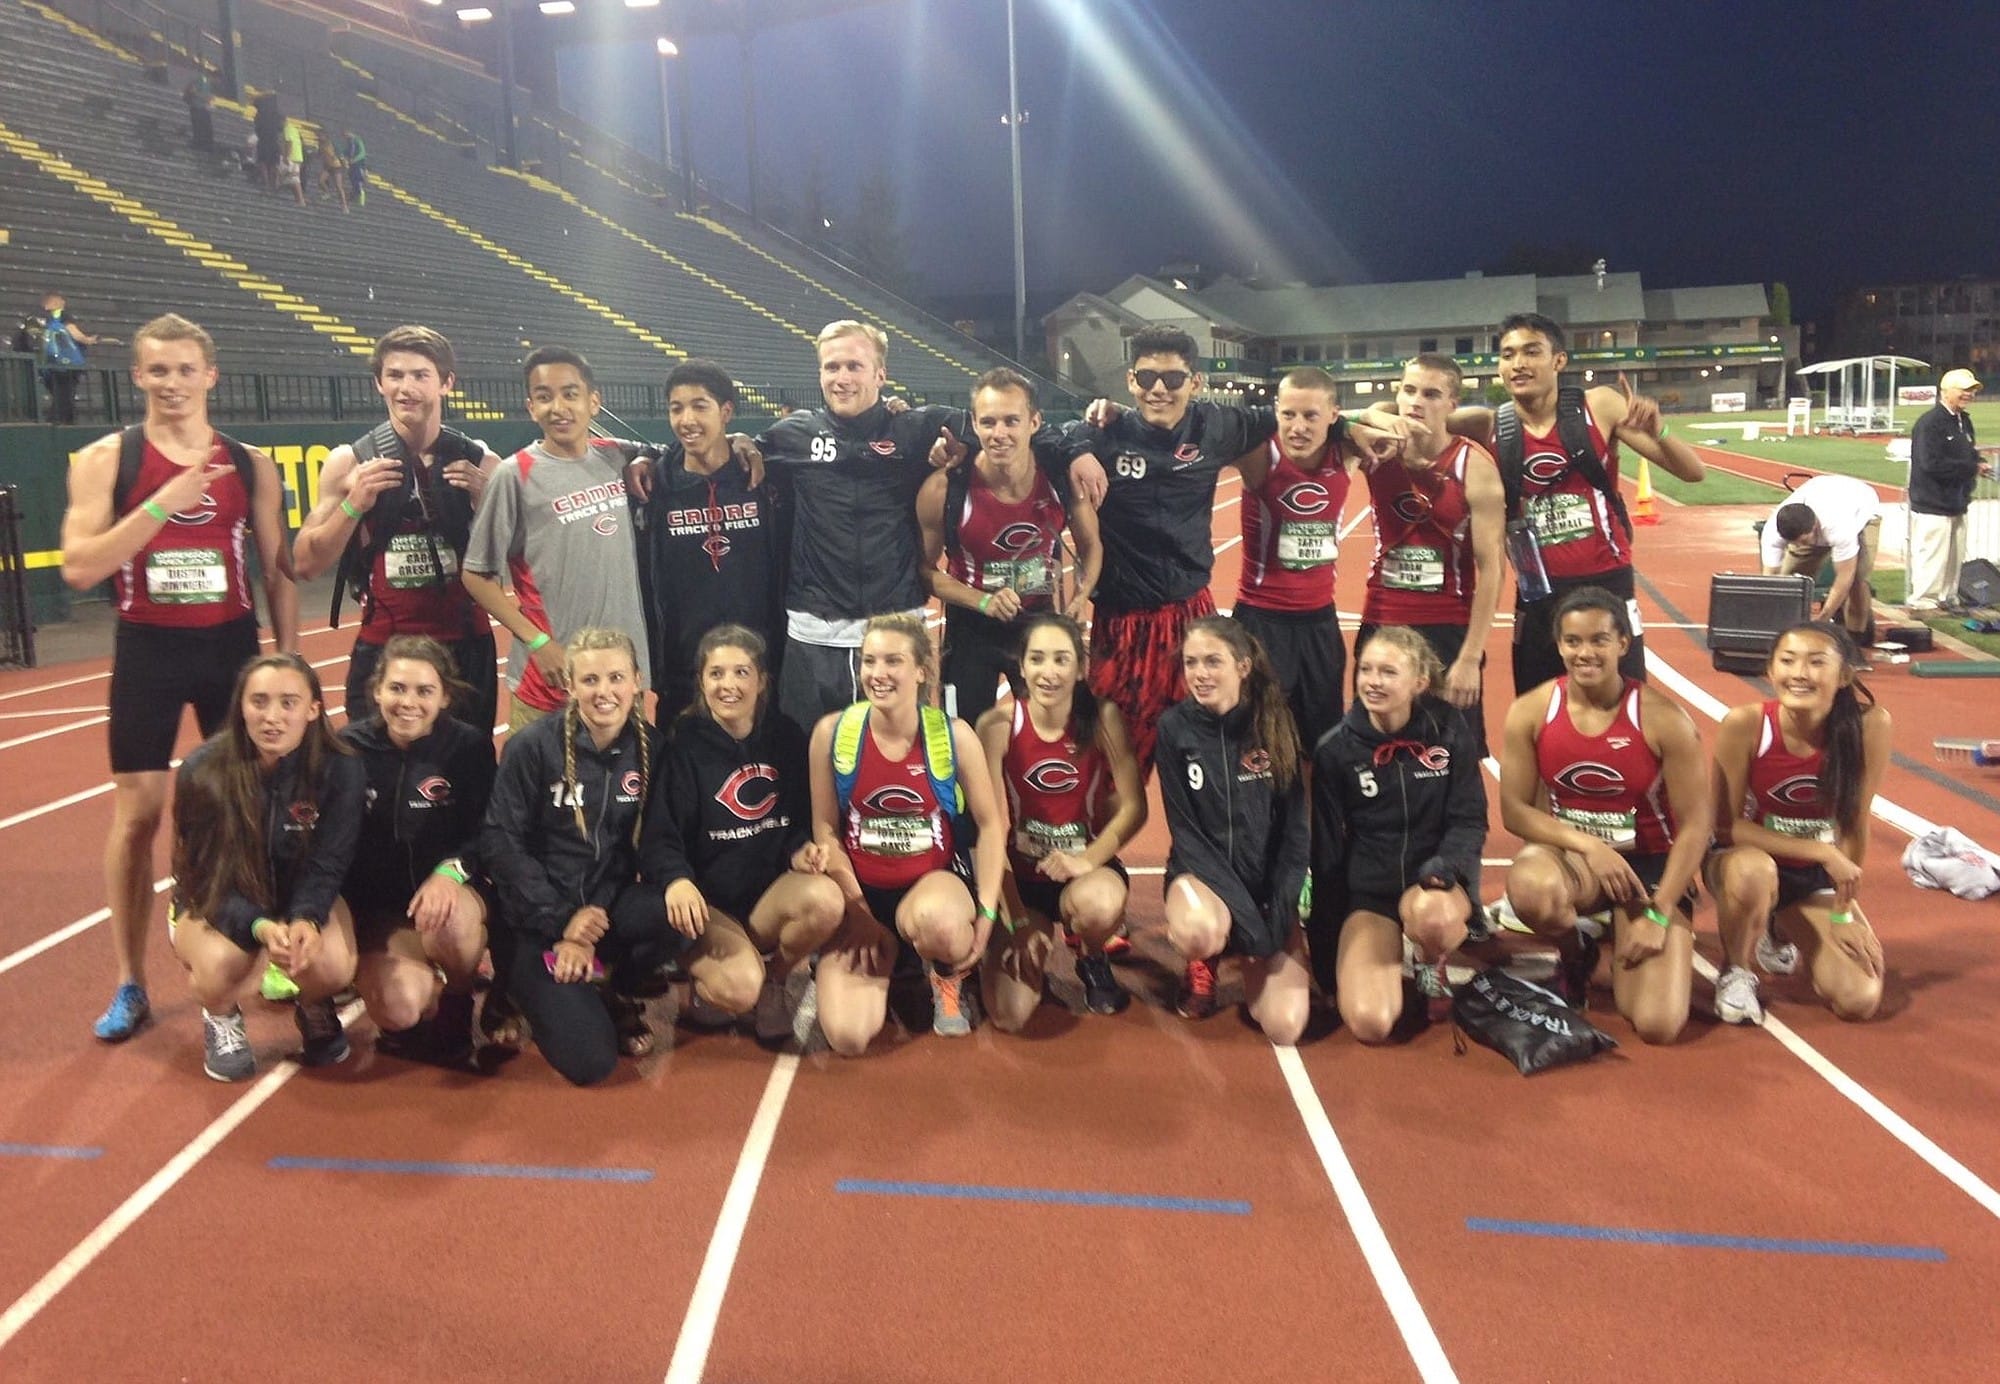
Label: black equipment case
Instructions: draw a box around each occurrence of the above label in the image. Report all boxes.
[1707,573,1814,673]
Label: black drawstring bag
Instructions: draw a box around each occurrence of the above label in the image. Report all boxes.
[1451,968,1617,1075]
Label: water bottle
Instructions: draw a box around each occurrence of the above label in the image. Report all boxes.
[1506,517,1551,602]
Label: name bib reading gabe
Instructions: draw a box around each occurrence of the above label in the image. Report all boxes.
[383,532,459,588]
[1382,543,1445,591]
[145,547,227,603]
[1526,491,1596,546]
[857,813,932,857]
[1276,521,1336,570]
[1555,804,1637,851]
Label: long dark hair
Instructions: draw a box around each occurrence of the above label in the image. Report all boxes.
[1769,620,1875,833]
[173,653,348,924]
[680,623,770,727]
[1185,615,1301,792]
[1015,612,1100,747]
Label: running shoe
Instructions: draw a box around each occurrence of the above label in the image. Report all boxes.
[678,987,740,1031]
[1713,965,1765,1026]
[753,974,795,1048]
[259,963,300,1003]
[930,968,974,1037]
[1176,956,1218,1020]
[293,998,350,1067]
[1075,953,1129,1015]
[202,1008,255,1082]
[92,982,150,1042]
[1064,926,1134,961]
[1553,931,1601,1010]
[1755,927,1800,977]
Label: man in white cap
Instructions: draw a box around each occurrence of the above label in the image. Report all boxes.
[1906,367,1984,612]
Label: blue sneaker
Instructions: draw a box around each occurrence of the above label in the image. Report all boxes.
[92,983,151,1042]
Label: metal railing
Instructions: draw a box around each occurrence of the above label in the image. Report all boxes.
[0,487,35,669]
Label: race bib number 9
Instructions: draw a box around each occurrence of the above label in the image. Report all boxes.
[384,532,459,588]
[857,813,931,857]
[1276,521,1336,570]
[1555,804,1637,851]
[1527,492,1595,547]
[1382,543,1445,591]
[145,547,227,604]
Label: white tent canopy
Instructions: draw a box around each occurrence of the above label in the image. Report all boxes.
[1794,355,1930,433]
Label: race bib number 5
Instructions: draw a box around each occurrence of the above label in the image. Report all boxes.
[145,547,227,604]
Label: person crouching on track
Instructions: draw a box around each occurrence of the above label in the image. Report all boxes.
[639,625,844,1047]
[480,629,676,1085]
[807,614,1005,1053]
[1310,626,1488,1043]
[339,636,496,1066]
[170,654,364,1082]
[1706,622,1888,1026]
[1497,587,1711,1043]
[976,613,1147,1026]
[1156,616,1311,1043]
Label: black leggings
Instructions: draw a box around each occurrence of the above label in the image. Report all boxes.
[491,883,682,1087]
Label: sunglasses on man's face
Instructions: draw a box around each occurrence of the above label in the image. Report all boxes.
[1132,369,1190,392]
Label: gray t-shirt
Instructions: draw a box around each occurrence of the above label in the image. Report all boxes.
[464,439,652,705]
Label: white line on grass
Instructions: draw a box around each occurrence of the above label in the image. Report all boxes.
[0,1000,363,1352]
[662,1053,801,1384]
[1273,1045,1458,1383]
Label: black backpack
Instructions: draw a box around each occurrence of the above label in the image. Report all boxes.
[1492,385,1631,537]
[328,422,482,628]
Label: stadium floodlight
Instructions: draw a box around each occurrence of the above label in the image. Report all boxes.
[627,0,661,7]
[456,6,492,19]
[655,36,678,55]
[539,1,576,13]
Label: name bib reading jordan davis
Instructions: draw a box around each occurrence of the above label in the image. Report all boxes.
[1276,521,1336,569]
[1016,818,1086,860]
[145,547,227,603]
[383,532,459,588]
[1764,812,1836,843]
[1526,492,1595,546]
[1382,543,1446,591]
[1555,804,1637,850]
[857,813,931,857]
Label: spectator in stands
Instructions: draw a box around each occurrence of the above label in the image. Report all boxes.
[58,313,300,1044]
[338,128,368,207]
[182,73,213,153]
[1759,473,1881,642]
[278,118,306,207]
[294,325,500,731]
[251,94,284,191]
[461,346,652,733]
[1907,368,1983,613]
[16,290,99,424]
[313,131,349,211]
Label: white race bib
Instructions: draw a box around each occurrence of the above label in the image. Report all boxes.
[1276,521,1337,570]
[1556,804,1637,851]
[145,547,227,604]
[1527,491,1595,546]
[1381,543,1445,591]
[383,532,459,588]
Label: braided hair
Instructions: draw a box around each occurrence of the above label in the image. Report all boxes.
[559,628,650,849]
[1185,615,1301,792]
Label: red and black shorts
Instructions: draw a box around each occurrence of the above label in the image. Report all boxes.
[1089,590,1216,776]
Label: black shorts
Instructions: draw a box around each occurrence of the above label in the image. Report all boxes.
[1014,857,1129,923]
[1233,602,1345,752]
[346,878,497,953]
[1354,619,1488,759]
[1774,861,1836,910]
[1343,876,1475,927]
[346,629,499,734]
[942,606,1027,726]
[1168,872,1288,961]
[778,638,861,731]
[1512,566,1646,697]
[108,617,261,773]
[1619,849,1697,917]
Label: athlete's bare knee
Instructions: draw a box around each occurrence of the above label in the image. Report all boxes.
[1255,993,1308,1047]
[820,1014,878,1058]
[1823,975,1883,1022]
[696,953,764,1015]
[1629,1005,1687,1046]
[1340,995,1398,1046]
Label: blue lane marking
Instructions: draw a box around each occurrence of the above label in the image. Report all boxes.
[1467,1217,1946,1262]
[0,1142,103,1160]
[835,1178,1250,1216]
[268,1156,651,1183]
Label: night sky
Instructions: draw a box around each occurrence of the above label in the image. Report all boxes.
[554,0,2000,323]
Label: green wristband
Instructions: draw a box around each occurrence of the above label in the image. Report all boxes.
[432,859,470,885]
[141,499,169,523]
[339,498,364,521]
[978,593,994,615]
[1829,908,1855,926]
[1643,905,1672,930]
[250,917,276,944]
[524,632,552,651]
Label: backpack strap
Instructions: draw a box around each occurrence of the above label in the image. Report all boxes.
[113,425,148,515]
[1553,386,1632,538]
[213,431,267,632]
[831,701,963,823]
[941,464,971,560]
[831,702,871,818]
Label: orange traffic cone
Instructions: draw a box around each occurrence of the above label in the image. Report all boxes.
[1632,454,1660,525]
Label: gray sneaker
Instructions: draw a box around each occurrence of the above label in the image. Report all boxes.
[1755,927,1799,976]
[202,1008,256,1082]
[1714,965,1764,1026]
[930,968,974,1037]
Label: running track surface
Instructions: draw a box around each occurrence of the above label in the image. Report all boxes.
[2,459,1998,1382]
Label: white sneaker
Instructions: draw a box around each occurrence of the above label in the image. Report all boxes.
[1755,927,1800,976]
[1714,965,1764,1026]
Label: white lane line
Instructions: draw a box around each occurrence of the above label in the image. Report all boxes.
[1274,1045,1458,1383]
[0,782,115,833]
[0,1000,363,1351]
[0,706,108,720]
[0,622,354,705]
[0,717,105,751]
[0,880,172,978]
[662,1053,801,1384]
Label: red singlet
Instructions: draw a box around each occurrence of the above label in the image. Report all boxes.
[356,460,481,644]
[1000,699,1108,874]
[1237,440,1348,613]
[842,721,958,889]
[1535,676,1674,854]
[1742,700,1835,868]
[1362,438,1483,625]
[114,436,254,628]
[1516,399,1630,579]
[948,469,1067,612]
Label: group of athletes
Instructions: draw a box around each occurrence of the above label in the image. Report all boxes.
[55,307,1890,1086]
